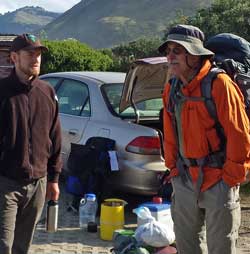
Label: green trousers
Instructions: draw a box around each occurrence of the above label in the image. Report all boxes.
[0,175,47,254]
[171,173,241,254]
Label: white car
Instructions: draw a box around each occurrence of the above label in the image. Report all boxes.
[40,57,168,195]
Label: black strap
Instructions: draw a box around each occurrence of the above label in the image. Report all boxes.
[180,150,225,169]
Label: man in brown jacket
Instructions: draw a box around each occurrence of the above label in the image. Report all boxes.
[159,25,250,254]
[0,34,62,254]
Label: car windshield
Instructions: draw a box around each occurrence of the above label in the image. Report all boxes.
[102,83,162,118]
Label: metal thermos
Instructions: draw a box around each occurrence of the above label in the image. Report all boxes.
[46,200,59,233]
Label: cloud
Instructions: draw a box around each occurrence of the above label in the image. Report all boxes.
[0,0,80,14]
[0,3,17,14]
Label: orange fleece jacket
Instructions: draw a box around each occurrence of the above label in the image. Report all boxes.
[162,60,250,191]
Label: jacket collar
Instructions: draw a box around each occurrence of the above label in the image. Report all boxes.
[8,69,37,93]
[181,59,212,95]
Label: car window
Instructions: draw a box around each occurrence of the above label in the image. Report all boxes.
[41,77,60,89]
[56,79,90,116]
[121,98,163,117]
[102,83,123,113]
[102,83,162,117]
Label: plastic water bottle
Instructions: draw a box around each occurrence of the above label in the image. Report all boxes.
[79,193,98,230]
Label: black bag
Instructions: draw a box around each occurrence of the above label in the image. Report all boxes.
[205,33,250,65]
[86,136,116,151]
[67,137,116,201]
[85,136,116,175]
[66,143,97,197]
[67,143,96,178]
[205,33,250,116]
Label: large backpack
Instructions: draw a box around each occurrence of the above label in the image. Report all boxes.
[204,33,250,119]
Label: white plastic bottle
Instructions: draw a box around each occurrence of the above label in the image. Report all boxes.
[79,193,97,230]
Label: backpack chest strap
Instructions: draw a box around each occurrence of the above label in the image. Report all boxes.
[180,150,225,169]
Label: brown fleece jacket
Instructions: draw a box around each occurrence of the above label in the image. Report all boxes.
[0,70,62,182]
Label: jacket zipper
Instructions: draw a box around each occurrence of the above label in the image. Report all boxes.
[26,92,34,179]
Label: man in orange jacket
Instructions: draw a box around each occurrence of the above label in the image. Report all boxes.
[159,24,250,254]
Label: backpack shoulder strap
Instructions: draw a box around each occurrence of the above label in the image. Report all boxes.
[201,67,225,121]
[166,78,181,114]
[201,67,227,152]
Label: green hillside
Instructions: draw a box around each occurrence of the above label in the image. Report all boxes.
[0,6,60,34]
[43,0,212,48]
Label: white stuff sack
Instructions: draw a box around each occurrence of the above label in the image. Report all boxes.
[133,206,175,247]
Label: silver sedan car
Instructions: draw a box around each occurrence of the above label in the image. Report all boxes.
[40,59,167,195]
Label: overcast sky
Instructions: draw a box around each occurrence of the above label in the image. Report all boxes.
[0,0,81,14]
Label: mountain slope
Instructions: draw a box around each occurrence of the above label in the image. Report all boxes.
[43,0,212,48]
[0,6,60,34]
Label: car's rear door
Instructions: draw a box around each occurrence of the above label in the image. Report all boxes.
[56,78,91,167]
[43,77,91,167]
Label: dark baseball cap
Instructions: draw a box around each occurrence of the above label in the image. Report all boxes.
[10,34,48,52]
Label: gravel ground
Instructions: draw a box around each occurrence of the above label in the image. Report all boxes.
[237,193,250,254]
[29,182,250,254]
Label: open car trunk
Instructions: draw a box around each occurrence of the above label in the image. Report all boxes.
[120,57,168,156]
[120,57,168,132]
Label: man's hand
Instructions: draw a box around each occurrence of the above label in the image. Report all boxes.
[46,182,60,201]
[159,170,171,185]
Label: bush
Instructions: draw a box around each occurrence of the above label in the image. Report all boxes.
[40,39,113,74]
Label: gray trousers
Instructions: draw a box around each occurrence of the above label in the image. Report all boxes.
[171,173,241,254]
[0,175,47,254]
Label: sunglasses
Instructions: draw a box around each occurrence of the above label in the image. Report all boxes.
[165,47,187,56]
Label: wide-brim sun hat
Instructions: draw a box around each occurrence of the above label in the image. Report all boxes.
[158,24,214,56]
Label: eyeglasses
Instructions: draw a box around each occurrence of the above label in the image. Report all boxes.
[165,47,187,56]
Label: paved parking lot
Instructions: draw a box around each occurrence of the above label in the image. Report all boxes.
[29,181,250,254]
[29,181,137,254]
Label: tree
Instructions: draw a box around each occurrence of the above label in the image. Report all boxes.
[103,37,163,72]
[40,39,113,74]
[162,10,190,40]
[190,0,250,40]
[162,0,250,42]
